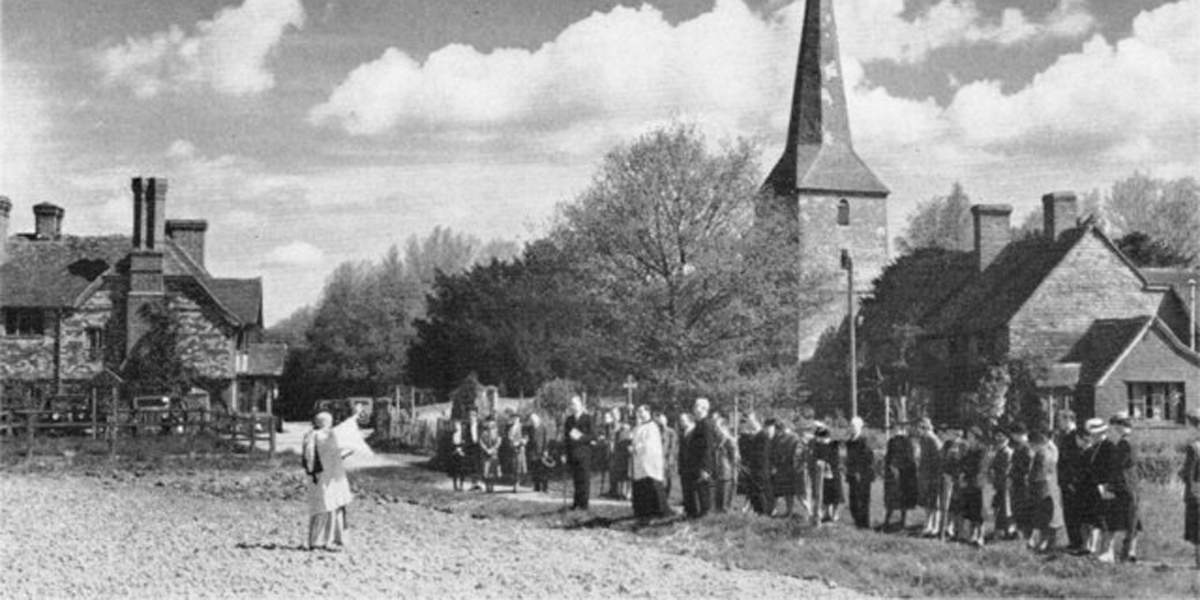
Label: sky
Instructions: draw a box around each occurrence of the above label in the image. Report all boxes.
[2,0,1197,325]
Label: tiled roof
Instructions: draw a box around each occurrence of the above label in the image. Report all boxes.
[2,234,263,328]
[0,236,129,306]
[922,226,1090,336]
[208,278,263,326]
[245,342,287,376]
[1060,317,1152,386]
[766,145,890,197]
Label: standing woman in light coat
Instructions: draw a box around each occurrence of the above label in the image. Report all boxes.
[303,410,358,551]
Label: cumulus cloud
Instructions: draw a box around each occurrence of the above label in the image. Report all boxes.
[944,0,1200,165]
[264,241,325,267]
[308,0,1096,140]
[94,0,304,97]
[0,51,53,230]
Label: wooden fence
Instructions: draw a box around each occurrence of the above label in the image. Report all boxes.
[0,407,277,460]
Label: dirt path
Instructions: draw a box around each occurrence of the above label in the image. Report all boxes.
[1,472,859,599]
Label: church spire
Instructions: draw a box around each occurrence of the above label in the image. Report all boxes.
[764,0,888,198]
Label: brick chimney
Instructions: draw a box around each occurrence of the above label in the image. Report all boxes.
[33,202,65,240]
[972,204,1012,272]
[127,177,167,358]
[166,219,208,268]
[0,196,11,265]
[1042,191,1078,241]
[131,177,168,250]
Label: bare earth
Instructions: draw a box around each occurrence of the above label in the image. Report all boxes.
[1,459,859,599]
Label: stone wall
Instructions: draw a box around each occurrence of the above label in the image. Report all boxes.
[169,286,235,380]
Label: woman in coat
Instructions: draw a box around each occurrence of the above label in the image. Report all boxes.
[479,417,503,494]
[303,411,357,551]
[1027,428,1064,553]
[713,416,740,513]
[882,425,919,531]
[915,418,944,537]
[813,424,843,524]
[507,417,528,492]
[771,422,802,518]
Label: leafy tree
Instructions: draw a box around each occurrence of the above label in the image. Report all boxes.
[896,182,973,253]
[556,123,777,397]
[1105,173,1199,265]
[122,301,197,397]
[534,378,583,417]
[1116,231,1194,268]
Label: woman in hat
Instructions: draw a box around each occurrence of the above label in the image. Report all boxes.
[813,424,844,523]
[915,418,944,537]
[882,422,919,532]
[1079,417,1111,554]
[770,420,802,518]
[1183,408,1200,569]
[958,425,988,547]
[989,427,1016,540]
[506,416,528,492]
[1027,427,1064,553]
[1008,422,1034,543]
[1098,414,1140,563]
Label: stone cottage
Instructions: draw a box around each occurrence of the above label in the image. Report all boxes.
[0,177,285,413]
[852,192,1198,426]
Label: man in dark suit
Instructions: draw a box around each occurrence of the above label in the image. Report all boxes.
[526,413,551,492]
[682,397,719,518]
[845,416,875,529]
[562,395,595,510]
[1055,411,1084,552]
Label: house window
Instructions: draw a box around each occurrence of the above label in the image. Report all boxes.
[1127,381,1186,423]
[837,199,850,226]
[86,327,104,361]
[4,308,46,337]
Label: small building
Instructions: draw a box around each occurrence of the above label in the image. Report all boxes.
[0,178,285,412]
[850,192,1199,426]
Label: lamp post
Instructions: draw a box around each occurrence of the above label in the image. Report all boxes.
[841,249,858,420]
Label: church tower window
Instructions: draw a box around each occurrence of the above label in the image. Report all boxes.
[837,199,850,226]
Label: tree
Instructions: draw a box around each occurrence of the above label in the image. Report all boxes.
[1105,173,1199,265]
[967,364,1010,425]
[122,301,197,397]
[1116,231,1194,268]
[896,182,973,253]
[556,123,780,397]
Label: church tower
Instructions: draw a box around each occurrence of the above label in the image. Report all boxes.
[763,0,889,358]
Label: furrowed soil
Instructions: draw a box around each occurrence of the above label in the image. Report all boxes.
[0,459,858,599]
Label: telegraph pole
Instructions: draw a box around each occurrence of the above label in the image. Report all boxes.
[842,250,858,419]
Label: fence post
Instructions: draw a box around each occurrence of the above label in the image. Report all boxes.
[26,411,35,460]
[91,388,99,440]
[248,415,256,458]
[108,389,117,458]
[267,390,276,460]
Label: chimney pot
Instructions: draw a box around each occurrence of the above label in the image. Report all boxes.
[972,203,1012,272]
[1042,191,1078,241]
[132,177,169,250]
[33,202,65,240]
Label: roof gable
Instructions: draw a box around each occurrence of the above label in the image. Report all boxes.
[0,236,129,307]
[1061,316,1200,387]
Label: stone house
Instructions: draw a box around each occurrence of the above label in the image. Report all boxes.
[853,192,1198,426]
[0,178,285,413]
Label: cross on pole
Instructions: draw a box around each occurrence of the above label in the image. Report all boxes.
[622,375,638,416]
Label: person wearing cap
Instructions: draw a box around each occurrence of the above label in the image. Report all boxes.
[915,418,944,537]
[882,422,919,532]
[1008,422,1034,543]
[813,423,844,524]
[989,427,1016,540]
[1079,417,1112,554]
[1055,411,1086,552]
[1027,427,1064,553]
[845,416,875,530]
[1182,408,1200,569]
[1097,414,1140,563]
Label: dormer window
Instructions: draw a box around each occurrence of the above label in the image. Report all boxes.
[837,198,850,226]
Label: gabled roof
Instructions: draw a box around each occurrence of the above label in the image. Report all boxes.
[0,236,129,307]
[2,233,263,329]
[1059,316,1200,387]
[208,278,263,327]
[922,226,1092,336]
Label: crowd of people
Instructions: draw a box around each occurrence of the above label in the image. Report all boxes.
[305,395,1200,569]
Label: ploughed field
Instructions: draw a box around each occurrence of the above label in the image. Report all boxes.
[0,463,855,599]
